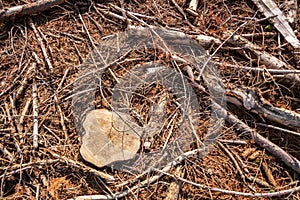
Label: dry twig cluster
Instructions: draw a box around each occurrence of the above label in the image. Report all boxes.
[0,0,299,199]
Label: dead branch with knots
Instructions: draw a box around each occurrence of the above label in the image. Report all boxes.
[0,0,300,199]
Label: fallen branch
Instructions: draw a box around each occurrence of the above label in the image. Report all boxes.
[32,77,39,149]
[73,148,202,200]
[0,0,65,22]
[223,104,300,174]
[46,149,115,181]
[223,31,300,84]
[193,34,222,48]
[217,62,300,74]
[73,141,300,199]
[251,0,300,49]
[29,18,53,70]
[226,87,300,130]
[158,169,300,198]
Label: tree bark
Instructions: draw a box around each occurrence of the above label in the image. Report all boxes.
[0,0,65,21]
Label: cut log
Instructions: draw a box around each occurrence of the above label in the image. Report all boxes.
[80,109,141,168]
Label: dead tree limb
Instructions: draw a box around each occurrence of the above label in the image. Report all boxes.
[226,87,300,130]
[221,103,300,174]
[223,31,300,84]
[0,0,65,21]
[251,0,300,49]
[32,77,39,149]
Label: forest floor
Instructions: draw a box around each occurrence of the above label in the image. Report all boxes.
[0,0,300,199]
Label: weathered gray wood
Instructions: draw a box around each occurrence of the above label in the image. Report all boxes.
[251,0,300,49]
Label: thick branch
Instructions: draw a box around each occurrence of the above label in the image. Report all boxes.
[225,107,300,174]
[0,0,65,21]
[226,87,300,130]
[223,31,300,84]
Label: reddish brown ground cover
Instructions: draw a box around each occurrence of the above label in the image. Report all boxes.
[0,0,299,199]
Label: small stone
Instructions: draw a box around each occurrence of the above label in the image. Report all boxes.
[80,109,141,168]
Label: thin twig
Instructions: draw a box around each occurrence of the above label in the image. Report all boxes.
[217,141,245,182]
[217,62,300,74]
[0,166,31,179]
[29,18,53,70]
[16,64,35,100]
[0,143,13,162]
[74,149,202,199]
[58,68,69,91]
[0,159,59,171]
[170,0,188,21]
[155,169,300,198]
[109,3,156,20]
[78,13,97,49]
[261,161,277,187]
[0,62,30,98]
[246,175,270,188]
[257,123,300,137]
[217,139,248,145]
[38,27,55,67]
[46,149,115,181]
[9,95,20,133]
[32,76,39,149]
